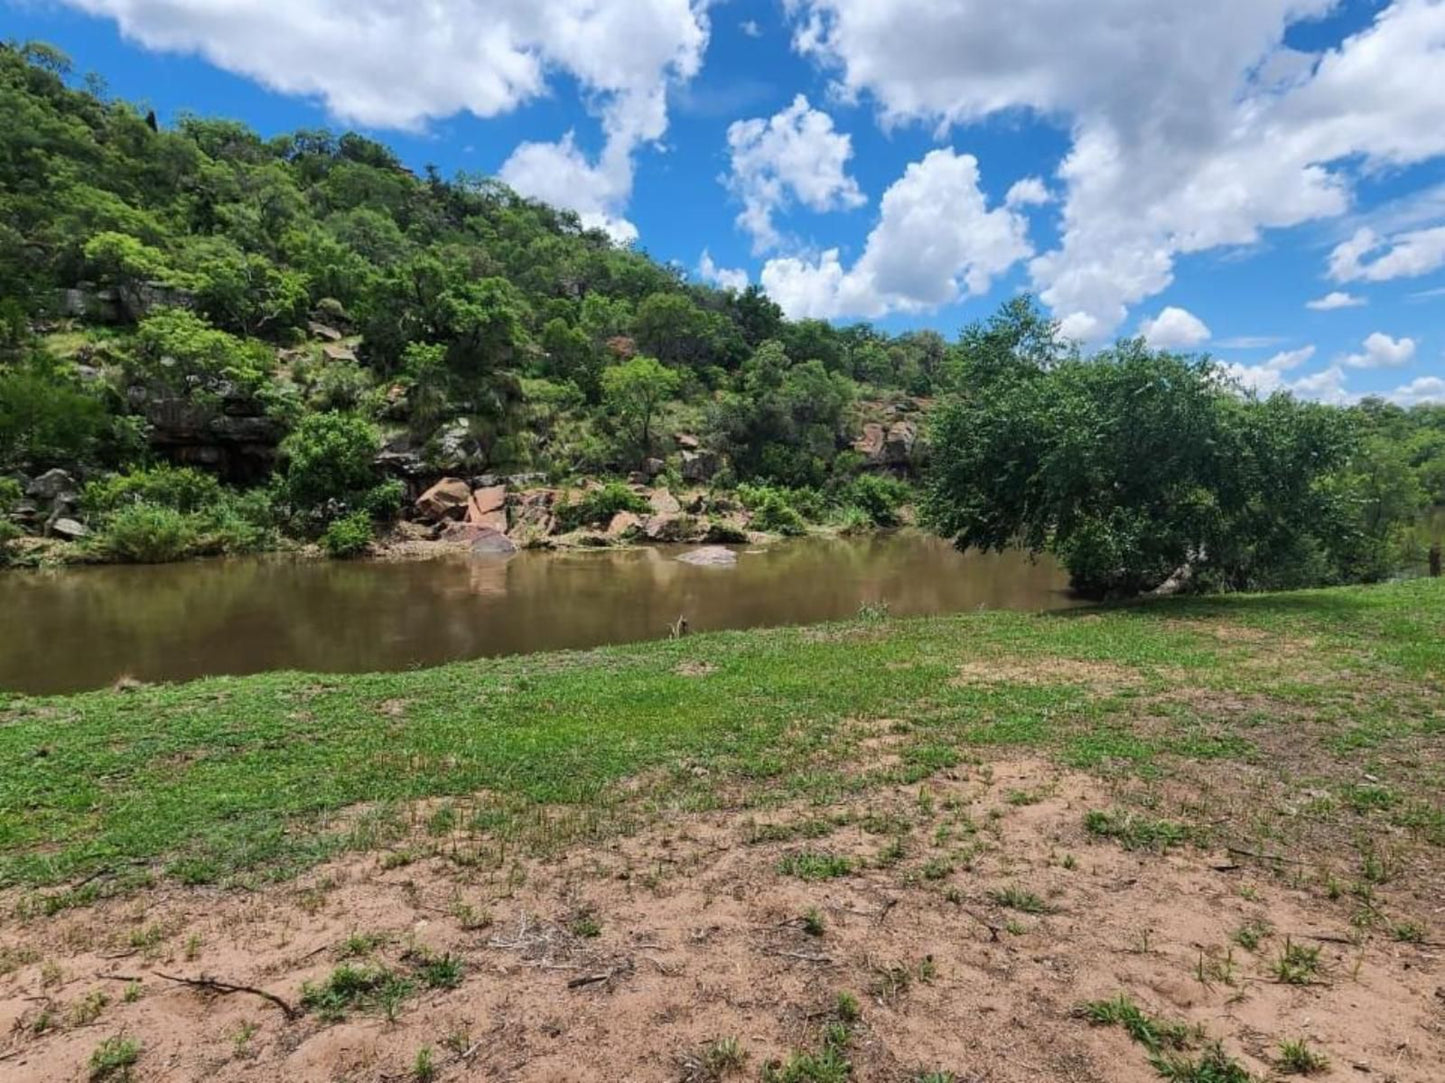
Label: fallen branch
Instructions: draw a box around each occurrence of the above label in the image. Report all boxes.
[1227,846,1307,866]
[762,948,833,964]
[152,971,299,1020]
[567,970,617,989]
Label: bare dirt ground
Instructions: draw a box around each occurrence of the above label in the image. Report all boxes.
[3,757,1443,1082]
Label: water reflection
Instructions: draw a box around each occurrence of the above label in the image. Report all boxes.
[0,533,1082,694]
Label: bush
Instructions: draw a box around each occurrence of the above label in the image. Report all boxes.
[739,485,807,536]
[95,503,199,563]
[83,465,224,517]
[361,478,404,522]
[844,474,910,527]
[554,481,649,532]
[321,510,373,558]
[278,411,381,518]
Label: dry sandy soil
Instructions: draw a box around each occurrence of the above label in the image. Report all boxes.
[2,758,1442,1083]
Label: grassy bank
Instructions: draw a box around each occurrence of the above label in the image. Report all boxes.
[2,579,1443,905]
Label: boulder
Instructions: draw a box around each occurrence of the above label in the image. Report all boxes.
[415,477,471,522]
[854,423,887,463]
[26,469,77,503]
[644,514,702,542]
[441,522,517,555]
[883,420,917,464]
[465,485,509,532]
[675,433,701,451]
[680,449,720,483]
[703,517,750,544]
[49,517,88,541]
[321,343,357,363]
[307,321,344,342]
[607,511,643,537]
[643,457,666,477]
[648,488,682,516]
[676,545,737,567]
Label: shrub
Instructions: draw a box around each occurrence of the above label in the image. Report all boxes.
[361,478,404,522]
[845,474,910,527]
[321,510,373,558]
[739,485,807,536]
[95,503,199,563]
[554,481,648,532]
[278,411,381,517]
[83,465,224,517]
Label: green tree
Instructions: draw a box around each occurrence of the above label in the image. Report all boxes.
[601,356,681,460]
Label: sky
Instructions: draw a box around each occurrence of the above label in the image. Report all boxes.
[5,0,1445,405]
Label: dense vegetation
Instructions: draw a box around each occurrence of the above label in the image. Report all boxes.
[923,301,1442,596]
[0,41,1441,592]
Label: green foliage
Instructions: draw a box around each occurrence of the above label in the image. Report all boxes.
[321,510,373,558]
[278,411,380,519]
[300,964,414,1023]
[554,481,649,532]
[601,355,682,459]
[843,474,910,527]
[0,352,109,468]
[739,484,808,536]
[94,503,199,563]
[83,465,223,516]
[924,299,1396,597]
[88,1035,141,1081]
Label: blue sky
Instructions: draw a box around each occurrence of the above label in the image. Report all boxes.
[6,0,1444,404]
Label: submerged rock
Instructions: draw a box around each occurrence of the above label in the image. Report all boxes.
[676,545,737,567]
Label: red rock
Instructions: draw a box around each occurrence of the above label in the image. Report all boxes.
[465,485,508,531]
[607,512,643,537]
[415,477,471,522]
[648,488,681,515]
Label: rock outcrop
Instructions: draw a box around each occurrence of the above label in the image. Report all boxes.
[415,478,472,522]
[465,485,508,532]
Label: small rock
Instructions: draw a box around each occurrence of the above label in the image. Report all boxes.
[643,458,666,477]
[440,522,516,555]
[49,517,88,541]
[676,545,737,567]
[675,433,701,451]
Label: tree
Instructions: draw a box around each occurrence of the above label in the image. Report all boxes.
[923,311,1367,597]
[277,411,381,519]
[601,356,681,461]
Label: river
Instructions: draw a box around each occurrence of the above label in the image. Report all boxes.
[0,533,1082,695]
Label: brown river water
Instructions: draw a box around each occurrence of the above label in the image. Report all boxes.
[0,532,1081,695]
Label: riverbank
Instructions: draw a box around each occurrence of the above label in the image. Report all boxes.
[1,579,1443,1080]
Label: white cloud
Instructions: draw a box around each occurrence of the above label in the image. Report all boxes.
[741,20,762,38]
[1139,306,1211,350]
[725,95,866,253]
[1215,335,1286,349]
[760,149,1031,318]
[1289,365,1353,405]
[1389,375,1445,406]
[1306,290,1365,310]
[1328,224,1445,283]
[498,132,637,243]
[1409,285,1445,301]
[1343,332,1417,369]
[697,249,749,290]
[1220,345,1315,395]
[1005,177,1050,208]
[65,0,709,241]
[787,0,1445,338]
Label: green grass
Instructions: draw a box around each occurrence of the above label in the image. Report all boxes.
[88,1035,141,1081]
[1080,996,1252,1083]
[1,579,1443,900]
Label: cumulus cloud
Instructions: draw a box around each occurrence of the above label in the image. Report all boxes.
[1343,332,1417,369]
[760,149,1031,318]
[697,249,749,290]
[498,133,638,243]
[725,95,866,253]
[1328,224,1445,283]
[1306,290,1365,311]
[1139,306,1211,350]
[1004,177,1051,208]
[786,0,1445,338]
[65,0,709,240]
[1219,345,1316,395]
[1389,375,1445,406]
[741,19,762,38]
